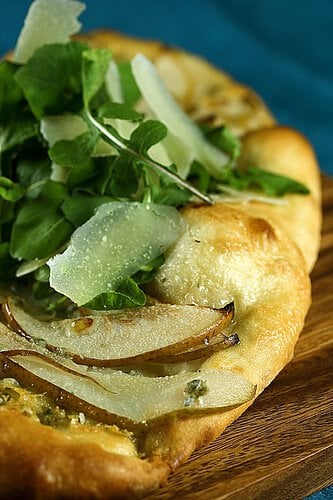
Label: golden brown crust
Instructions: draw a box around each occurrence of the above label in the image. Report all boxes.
[0,408,170,499]
[239,126,322,271]
[0,31,321,498]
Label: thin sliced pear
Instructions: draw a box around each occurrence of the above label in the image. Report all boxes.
[3,298,234,367]
[0,326,255,428]
[0,347,255,429]
[152,333,240,364]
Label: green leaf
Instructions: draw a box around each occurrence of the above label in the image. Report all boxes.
[204,125,241,167]
[32,280,54,300]
[117,61,141,107]
[150,183,190,206]
[0,177,25,202]
[62,193,113,226]
[34,264,50,283]
[10,183,73,260]
[107,153,140,197]
[0,61,23,119]
[0,242,18,281]
[220,166,310,196]
[17,157,52,197]
[0,62,38,153]
[100,102,143,122]
[48,128,100,186]
[189,160,212,192]
[0,118,38,154]
[83,277,146,310]
[82,48,112,108]
[0,200,16,224]
[10,201,74,260]
[129,120,168,156]
[15,41,87,118]
[37,180,69,205]
[133,255,164,285]
[144,164,191,206]
[77,156,116,196]
[85,111,213,204]
[248,167,310,196]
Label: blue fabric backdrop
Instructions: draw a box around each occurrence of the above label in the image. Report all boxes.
[1,0,332,176]
[0,2,332,497]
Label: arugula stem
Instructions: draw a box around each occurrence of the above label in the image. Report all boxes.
[85,110,213,205]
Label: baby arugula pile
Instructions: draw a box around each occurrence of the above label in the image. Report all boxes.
[0,0,309,314]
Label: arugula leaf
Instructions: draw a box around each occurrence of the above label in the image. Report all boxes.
[0,62,38,153]
[117,61,141,107]
[100,102,143,122]
[15,41,88,118]
[32,281,54,300]
[48,128,100,185]
[150,183,190,206]
[133,254,164,285]
[146,166,191,206]
[79,156,116,196]
[220,166,310,196]
[0,242,18,281]
[107,153,140,197]
[82,48,112,108]
[10,181,73,260]
[0,62,23,119]
[0,118,38,154]
[83,277,146,310]
[189,160,212,192]
[34,264,50,283]
[129,120,168,156]
[10,201,73,260]
[0,177,25,202]
[204,125,242,167]
[37,180,69,205]
[85,111,213,204]
[0,200,16,224]
[17,156,52,197]
[62,193,113,226]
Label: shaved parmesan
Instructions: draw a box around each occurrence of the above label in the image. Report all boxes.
[14,0,85,64]
[48,202,186,305]
[132,53,228,179]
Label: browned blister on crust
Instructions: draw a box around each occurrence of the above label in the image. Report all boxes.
[0,31,321,498]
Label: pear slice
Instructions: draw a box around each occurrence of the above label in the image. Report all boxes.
[0,325,255,428]
[151,333,240,363]
[3,298,234,367]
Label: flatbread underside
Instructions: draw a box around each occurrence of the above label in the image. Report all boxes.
[0,32,321,498]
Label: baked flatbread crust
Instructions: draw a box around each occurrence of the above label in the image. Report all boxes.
[0,32,321,498]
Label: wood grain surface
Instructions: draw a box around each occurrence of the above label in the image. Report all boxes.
[145,175,333,500]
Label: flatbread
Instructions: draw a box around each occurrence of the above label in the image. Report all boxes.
[0,32,321,498]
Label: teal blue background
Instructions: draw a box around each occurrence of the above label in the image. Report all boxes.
[0,2,332,496]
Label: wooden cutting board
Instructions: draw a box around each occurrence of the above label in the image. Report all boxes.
[146,175,333,500]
